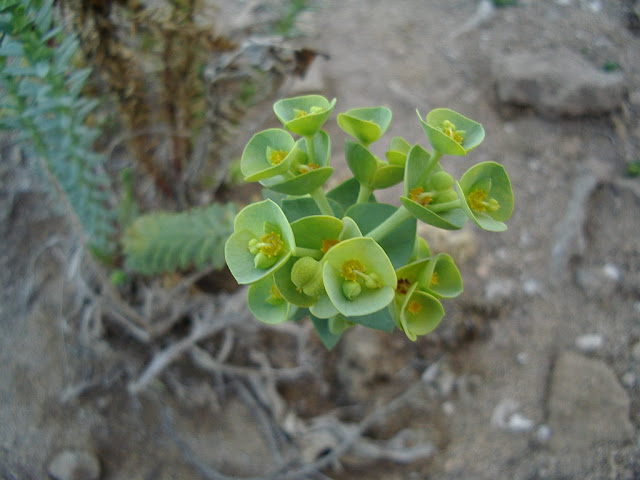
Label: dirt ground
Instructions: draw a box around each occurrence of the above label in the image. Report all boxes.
[2,1,640,479]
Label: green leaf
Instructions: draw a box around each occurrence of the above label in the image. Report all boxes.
[344,140,377,186]
[348,307,395,332]
[282,197,343,223]
[123,203,236,275]
[370,164,404,189]
[263,166,333,195]
[337,106,392,146]
[311,314,343,350]
[400,196,467,230]
[345,203,416,269]
[327,176,375,212]
[385,136,411,166]
[418,253,463,299]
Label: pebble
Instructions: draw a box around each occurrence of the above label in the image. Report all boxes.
[574,334,605,353]
[490,399,534,433]
[535,424,553,445]
[48,450,101,480]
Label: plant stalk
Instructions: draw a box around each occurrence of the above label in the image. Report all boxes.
[367,205,413,242]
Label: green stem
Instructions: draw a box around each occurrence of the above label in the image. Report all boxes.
[356,184,373,204]
[304,135,317,166]
[367,205,413,242]
[416,149,443,186]
[293,246,324,260]
[428,198,462,213]
[310,187,334,216]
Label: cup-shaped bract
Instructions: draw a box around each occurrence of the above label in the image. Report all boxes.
[418,108,485,156]
[385,136,411,167]
[418,253,463,299]
[322,237,396,317]
[337,106,392,146]
[397,283,445,341]
[273,95,337,137]
[344,140,404,191]
[457,161,514,232]
[241,129,300,182]
[248,275,290,324]
[273,257,317,307]
[264,130,333,195]
[291,215,343,254]
[400,144,467,230]
[224,199,295,285]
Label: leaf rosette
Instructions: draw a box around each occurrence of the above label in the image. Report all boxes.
[322,237,396,317]
[273,95,336,137]
[337,106,392,146]
[417,108,485,156]
[224,199,295,285]
[457,161,514,232]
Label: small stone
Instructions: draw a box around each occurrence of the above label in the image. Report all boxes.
[548,352,634,451]
[442,401,456,416]
[48,450,101,480]
[621,371,636,388]
[575,265,620,298]
[535,424,553,445]
[507,413,535,432]
[493,48,627,117]
[516,352,529,365]
[574,333,605,353]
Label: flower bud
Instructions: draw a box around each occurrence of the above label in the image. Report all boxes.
[436,189,458,203]
[342,280,362,300]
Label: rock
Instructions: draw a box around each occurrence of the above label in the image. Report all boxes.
[490,398,534,433]
[574,333,605,353]
[47,450,101,480]
[493,48,627,117]
[548,352,634,452]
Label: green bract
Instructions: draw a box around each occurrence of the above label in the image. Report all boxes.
[241,129,301,182]
[224,199,295,284]
[223,95,514,348]
[400,144,467,230]
[418,108,485,156]
[457,161,514,232]
[273,95,337,137]
[337,106,392,146]
[322,237,396,317]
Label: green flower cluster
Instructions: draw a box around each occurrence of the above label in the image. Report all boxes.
[225,95,514,348]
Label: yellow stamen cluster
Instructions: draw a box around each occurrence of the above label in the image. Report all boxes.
[468,189,500,213]
[341,259,365,282]
[441,120,465,145]
[294,109,308,119]
[259,232,283,258]
[407,300,422,315]
[322,238,339,253]
[269,149,288,165]
[298,162,319,174]
[410,186,432,206]
[430,272,439,286]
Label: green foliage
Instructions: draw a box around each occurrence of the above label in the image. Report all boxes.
[225,95,515,348]
[626,159,640,178]
[0,0,117,256]
[492,0,517,7]
[123,203,237,275]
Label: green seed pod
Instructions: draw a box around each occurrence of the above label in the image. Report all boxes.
[430,171,454,191]
[291,256,321,288]
[302,269,325,297]
[342,280,362,300]
[436,189,459,203]
[254,252,278,270]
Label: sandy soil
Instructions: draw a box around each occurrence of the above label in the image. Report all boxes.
[1,1,639,479]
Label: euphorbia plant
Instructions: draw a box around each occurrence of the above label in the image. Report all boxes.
[225,95,514,348]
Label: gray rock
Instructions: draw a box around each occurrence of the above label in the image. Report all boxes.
[574,333,605,353]
[493,48,627,117]
[48,450,100,480]
[548,352,634,452]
